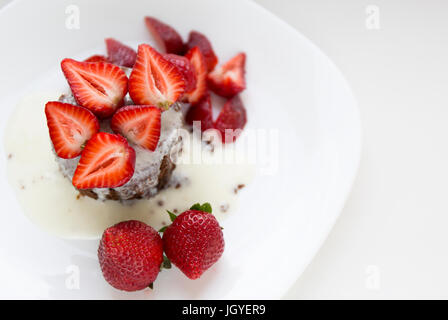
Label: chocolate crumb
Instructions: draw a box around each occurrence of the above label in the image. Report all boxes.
[161,221,167,226]
[234,184,246,194]
[76,194,81,200]
[220,203,229,213]
[173,209,178,214]
[7,154,12,160]
[20,184,25,190]
[175,183,181,189]
[157,200,164,207]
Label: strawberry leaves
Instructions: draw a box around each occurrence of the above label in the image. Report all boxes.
[190,202,212,213]
[159,203,213,233]
[162,255,172,269]
[167,210,177,222]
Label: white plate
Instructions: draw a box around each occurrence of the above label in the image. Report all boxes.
[0,0,361,299]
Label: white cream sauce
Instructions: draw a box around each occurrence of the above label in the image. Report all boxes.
[4,93,255,239]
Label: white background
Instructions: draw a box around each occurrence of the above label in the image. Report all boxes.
[253,0,448,299]
[2,0,447,299]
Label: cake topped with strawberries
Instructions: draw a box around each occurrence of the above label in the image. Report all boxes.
[46,41,189,201]
[44,16,248,202]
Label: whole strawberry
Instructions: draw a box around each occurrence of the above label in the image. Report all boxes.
[162,203,224,279]
[98,220,164,291]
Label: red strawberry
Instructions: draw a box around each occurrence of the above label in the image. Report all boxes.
[129,44,185,109]
[111,105,161,151]
[162,203,224,280]
[45,101,99,159]
[163,54,197,93]
[185,94,214,131]
[98,220,164,292]
[105,38,137,68]
[61,59,128,118]
[144,16,184,55]
[84,55,109,63]
[72,132,135,189]
[214,95,247,143]
[208,53,246,97]
[185,31,218,72]
[183,47,208,104]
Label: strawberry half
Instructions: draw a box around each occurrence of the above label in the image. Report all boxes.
[84,55,109,63]
[214,95,247,143]
[72,132,136,189]
[183,47,208,105]
[208,53,246,98]
[129,44,185,109]
[144,16,184,55]
[185,31,218,72]
[185,94,214,132]
[61,59,128,118]
[45,101,99,159]
[105,38,137,68]
[111,105,161,151]
[163,54,197,93]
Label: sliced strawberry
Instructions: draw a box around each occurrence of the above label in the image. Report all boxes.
[61,59,128,118]
[185,31,218,72]
[105,38,137,68]
[183,47,208,104]
[111,105,161,151]
[214,95,247,143]
[72,132,136,189]
[84,55,109,63]
[129,44,185,109]
[45,101,99,159]
[163,54,197,93]
[144,16,184,55]
[185,94,214,132]
[208,53,246,97]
